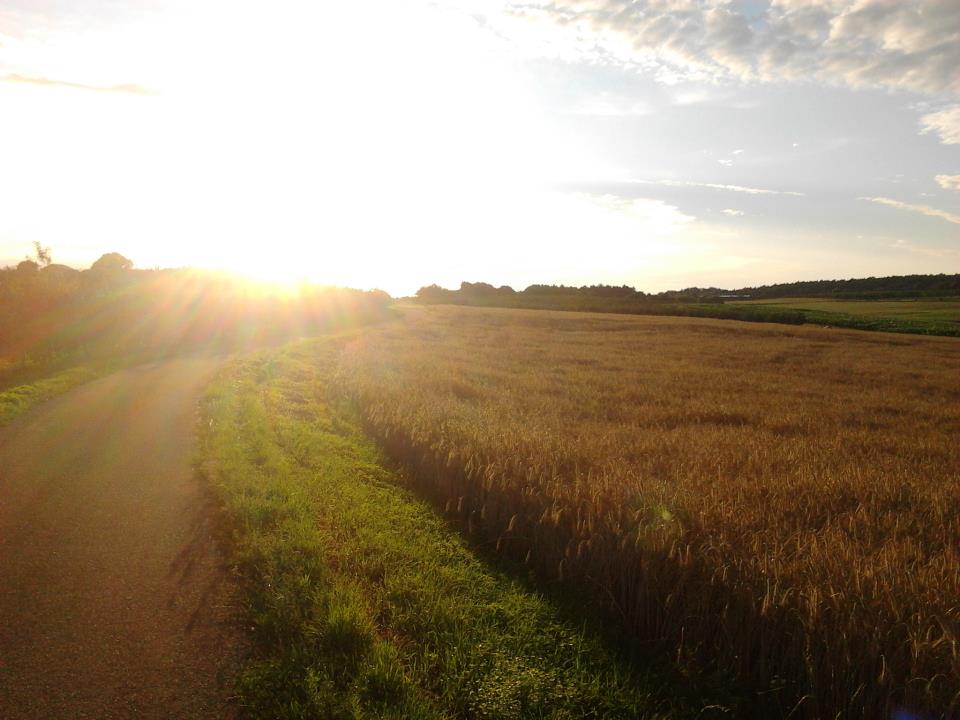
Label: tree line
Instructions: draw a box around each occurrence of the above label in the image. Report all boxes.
[412,275,960,335]
[732,273,960,300]
[417,274,960,305]
[0,247,392,385]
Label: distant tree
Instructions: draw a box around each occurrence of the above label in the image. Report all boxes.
[90,253,133,273]
[366,289,392,305]
[416,284,453,302]
[582,284,638,298]
[460,281,497,295]
[522,284,579,295]
[16,259,39,274]
[31,241,52,268]
[40,263,81,294]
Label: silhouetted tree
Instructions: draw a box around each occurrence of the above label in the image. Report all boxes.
[460,281,497,295]
[90,253,133,273]
[416,284,453,302]
[31,241,52,268]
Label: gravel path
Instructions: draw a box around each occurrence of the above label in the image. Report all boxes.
[0,358,243,719]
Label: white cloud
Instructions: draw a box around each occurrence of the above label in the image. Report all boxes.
[500,0,960,96]
[722,208,744,216]
[921,106,960,145]
[633,179,806,196]
[861,196,960,226]
[935,174,960,191]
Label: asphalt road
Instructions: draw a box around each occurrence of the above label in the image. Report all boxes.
[0,358,242,719]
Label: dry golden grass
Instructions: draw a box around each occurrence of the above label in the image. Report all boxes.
[334,304,960,719]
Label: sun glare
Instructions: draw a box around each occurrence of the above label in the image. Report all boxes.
[2,0,709,295]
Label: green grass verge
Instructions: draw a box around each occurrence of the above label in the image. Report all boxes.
[0,366,99,426]
[197,338,691,719]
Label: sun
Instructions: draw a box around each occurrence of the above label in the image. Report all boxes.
[222,255,312,288]
[1,0,702,298]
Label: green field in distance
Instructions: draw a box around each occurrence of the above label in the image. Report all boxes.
[727,296,960,335]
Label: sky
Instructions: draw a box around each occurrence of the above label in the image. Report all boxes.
[0,0,958,295]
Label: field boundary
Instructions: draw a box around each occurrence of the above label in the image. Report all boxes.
[0,366,100,426]
[197,339,703,719]
[412,296,960,337]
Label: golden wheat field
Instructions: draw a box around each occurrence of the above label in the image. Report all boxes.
[333,304,960,719]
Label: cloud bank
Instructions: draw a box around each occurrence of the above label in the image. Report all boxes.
[936,174,960,191]
[505,0,960,96]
